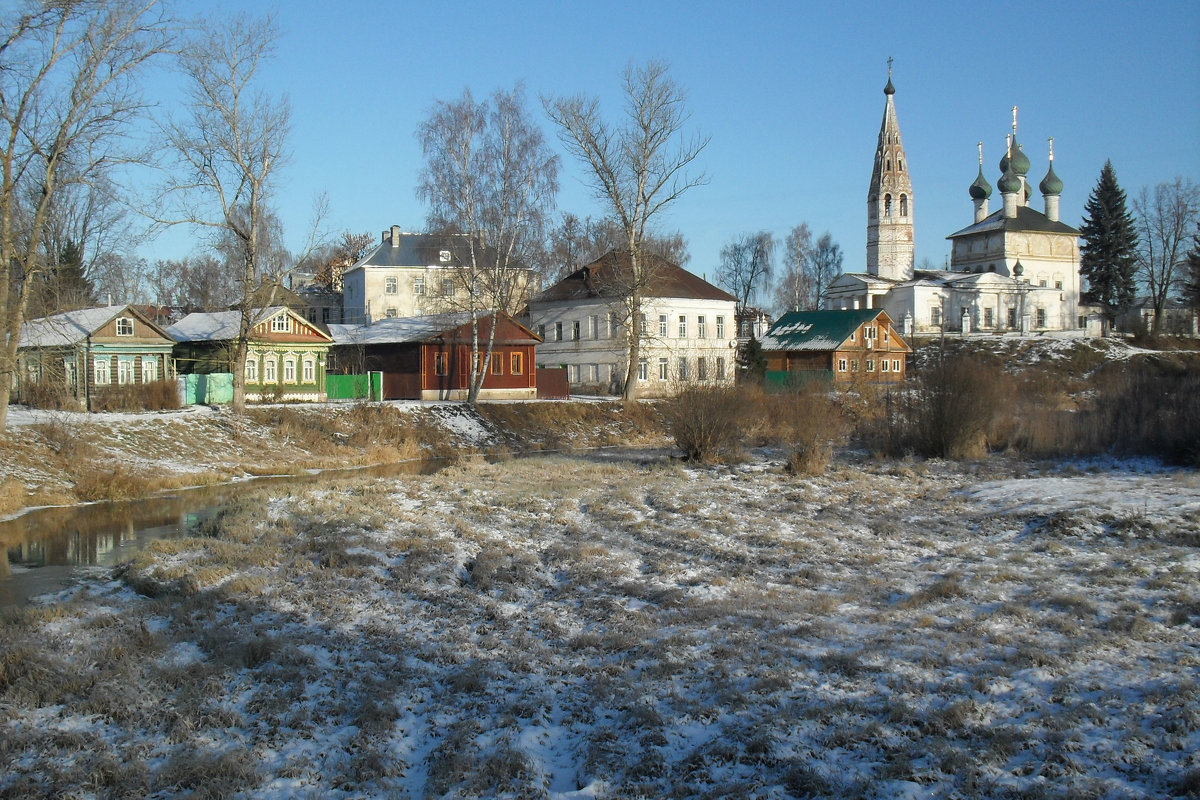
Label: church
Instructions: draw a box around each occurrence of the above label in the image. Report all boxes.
[826,71,1083,336]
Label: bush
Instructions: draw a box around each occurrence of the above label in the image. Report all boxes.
[1090,358,1200,465]
[868,349,1011,459]
[753,385,846,475]
[19,378,78,410]
[660,384,746,463]
[91,380,181,412]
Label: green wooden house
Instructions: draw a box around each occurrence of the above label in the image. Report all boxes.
[167,306,333,403]
[15,305,177,410]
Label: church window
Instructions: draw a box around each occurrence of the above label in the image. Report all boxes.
[899,194,908,217]
[1035,308,1046,328]
[899,159,904,172]
[886,159,891,171]
[984,307,994,328]
[884,194,892,217]
[930,306,942,327]
[988,264,996,272]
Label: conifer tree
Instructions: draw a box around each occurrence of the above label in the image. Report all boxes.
[1079,160,1139,325]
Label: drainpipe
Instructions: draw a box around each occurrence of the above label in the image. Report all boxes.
[84,334,92,412]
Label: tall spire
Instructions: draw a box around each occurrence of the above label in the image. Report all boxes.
[866,61,914,281]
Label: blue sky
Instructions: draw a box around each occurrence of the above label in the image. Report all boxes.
[147,0,1200,281]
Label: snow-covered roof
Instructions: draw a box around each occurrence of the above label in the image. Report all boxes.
[166,307,288,342]
[19,305,130,348]
[328,313,475,345]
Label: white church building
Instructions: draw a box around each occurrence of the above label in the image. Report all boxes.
[826,72,1083,336]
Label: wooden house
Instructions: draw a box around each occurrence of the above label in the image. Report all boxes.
[328,312,540,401]
[167,306,333,402]
[14,305,177,410]
[761,309,911,384]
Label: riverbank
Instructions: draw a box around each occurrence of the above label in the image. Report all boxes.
[2,452,1198,797]
[0,400,669,515]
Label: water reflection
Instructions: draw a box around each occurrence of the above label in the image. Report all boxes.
[1,460,436,607]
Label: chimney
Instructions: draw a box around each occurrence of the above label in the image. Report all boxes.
[390,225,401,246]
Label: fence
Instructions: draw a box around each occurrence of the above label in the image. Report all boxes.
[326,372,383,401]
[181,373,234,405]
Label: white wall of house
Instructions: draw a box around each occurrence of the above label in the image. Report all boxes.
[529,296,738,397]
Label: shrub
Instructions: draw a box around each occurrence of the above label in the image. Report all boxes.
[867,349,1011,459]
[91,380,181,412]
[1089,357,1200,465]
[659,384,747,463]
[757,385,847,475]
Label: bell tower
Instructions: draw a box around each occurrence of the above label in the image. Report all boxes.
[866,59,914,281]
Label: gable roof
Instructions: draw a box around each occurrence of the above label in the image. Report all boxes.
[532,250,736,305]
[167,307,331,343]
[762,309,894,352]
[328,312,540,346]
[947,205,1080,239]
[18,305,171,348]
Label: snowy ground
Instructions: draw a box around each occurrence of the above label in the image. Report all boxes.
[1,453,1197,798]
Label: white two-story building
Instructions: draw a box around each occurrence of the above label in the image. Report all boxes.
[527,250,738,397]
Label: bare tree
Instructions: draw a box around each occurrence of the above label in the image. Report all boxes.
[545,212,690,283]
[1133,178,1200,334]
[309,230,374,291]
[416,83,559,404]
[717,231,774,316]
[774,223,815,313]
[810,232,844,309]
[0,0,172,432]
[158,12,292,412]
[544,60,708,400]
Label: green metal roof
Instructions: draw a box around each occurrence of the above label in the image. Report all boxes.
[762,309,889,351]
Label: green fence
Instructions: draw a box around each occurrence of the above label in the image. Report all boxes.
[183,372,234,405]
[326,372,383,401]
[765,369,834,392]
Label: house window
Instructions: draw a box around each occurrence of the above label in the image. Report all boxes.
[116,317,134,336]
[1036,308,1047,328]
[851,360,859,372]
[881,359,890,372]
[441,278,455,296]
[697,316,707,339]
[303,357,315,383]
[245,358,258,383]
[385,277,398,294]
[639,314,647,336]
[850,331,856,342]
[537,324,545,340]
[414,277,425,296]
[864,326,877,341]
[892,360,902,372]
[117,357,135,385]
[658,358,668,380]
[866,359,875,372]
[510,352,523,375]
[638,360,648,381]
[385,308,397,318]
[283,356,297,383]
[609,313,619,338]
[590,315,599,339]
[697,356,707,380]
[64,360,77,389]
[491,353,503,375]
[716,357,725,379]
[555,322,563,341]
[572,321,580,340]
[434,352,448,376]
[838,358,847,372]
[678,315,687,338]
[142,357,158,383]
[716,316,725,339]
[94,357,111,385]
[271,315,290,333]
[263,356,277,383]
[659,314,668,337]
[678,357,688,381]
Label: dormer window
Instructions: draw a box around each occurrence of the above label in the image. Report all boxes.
[115,317,134,336]
[439,250,452,263]
[270,315,290,333]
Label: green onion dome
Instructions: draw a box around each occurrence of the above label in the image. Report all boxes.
[970,166,993,200]
[1039,163,1063,196]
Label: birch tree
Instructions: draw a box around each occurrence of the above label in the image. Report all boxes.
[544,61,708,400]
[416,83,559,404]
[717,231,774,317]
[158,12,290,412]
[0,0,171,433]
[774,223,815,313]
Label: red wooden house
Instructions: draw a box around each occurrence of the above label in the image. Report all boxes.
[328,312,541,400]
